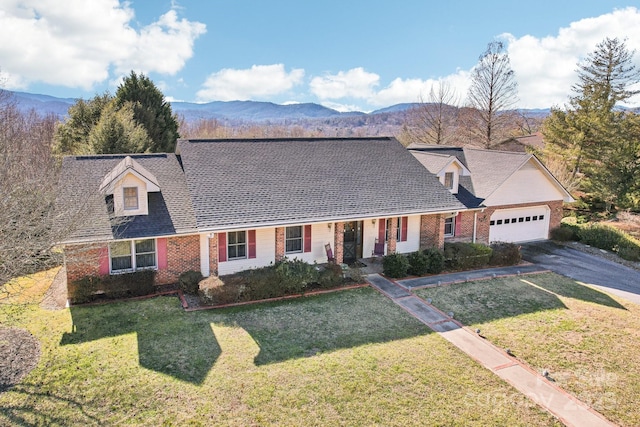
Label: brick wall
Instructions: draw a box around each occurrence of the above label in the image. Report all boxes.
[420,214,444,249]
[209,235,218,276]
[275,227,285,261]
[387,219,398,253]
[475,200,564,244]
[64,243,109,282]
[445,211,475,242]
[155,235,201,285]
[333,222,344,264]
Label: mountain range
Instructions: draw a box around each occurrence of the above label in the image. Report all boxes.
[7,90,551,125]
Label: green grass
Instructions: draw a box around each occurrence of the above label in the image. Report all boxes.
[0,285,559,426]
[416,273,640,427]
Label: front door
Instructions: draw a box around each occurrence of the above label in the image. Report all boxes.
[343,221,363,264]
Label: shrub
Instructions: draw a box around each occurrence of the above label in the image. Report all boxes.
[550,224,579,241]
[407,251,429,276]
[423,247,445,274]
[198,275,242,305]
[317,263,344,289]
[382,253,409,278]
[489,242,521,266]
[577,224,623,251]
[68,270,156,304]
[239,258,320,301]
[443,242,492,270]
[616,238,640,261]
[178,270,203,295]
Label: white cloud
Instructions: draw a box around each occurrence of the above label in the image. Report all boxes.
[0,1,205,90]
[196,64,304,102]
[319,101,366,113]
[369,71,471,107]
[310,68,379,99]
[506,7,640,108]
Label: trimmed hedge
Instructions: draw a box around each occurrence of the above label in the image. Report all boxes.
[407,251,429,276]
[551,220,640,262]
[382,253,409,278]
[423,247,445,274]
[197,258,347,306]
[68,270,156,304]
[178,270,204,295]
[443,242,492,270]
[489,242,522,266]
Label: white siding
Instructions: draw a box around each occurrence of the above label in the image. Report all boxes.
[396,215,421,254]
[218,228,276,275]
[485,159,565,206]
[113,173,148,216]
[285,223,334,264]
[438,163,462,194]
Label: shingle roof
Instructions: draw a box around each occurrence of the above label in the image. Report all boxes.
[409,151,456,175]
[462,147,530,199]
[177,137,466,229]
[57,153,197,243]
[408,145,533,208]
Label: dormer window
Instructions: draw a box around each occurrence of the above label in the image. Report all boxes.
[99,156,160,217]
[123,187,139,210]
[444,172,454,190]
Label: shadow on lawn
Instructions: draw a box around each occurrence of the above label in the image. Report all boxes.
[60,296,220,384]
[59,288,432,374]
[528,277,626,310]
[209,287,433,366]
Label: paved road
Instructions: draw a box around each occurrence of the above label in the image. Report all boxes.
[521,241,640,305]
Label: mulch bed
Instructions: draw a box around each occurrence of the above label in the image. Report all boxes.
[0,327,41,393]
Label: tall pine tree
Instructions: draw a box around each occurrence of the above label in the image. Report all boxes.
[114,71,180,153]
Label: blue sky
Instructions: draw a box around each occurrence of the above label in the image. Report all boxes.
[2,1,640,111]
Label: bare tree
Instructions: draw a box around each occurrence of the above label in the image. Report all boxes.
[0,90,62,297]
[465,41,519,148]
[401,81,460,146]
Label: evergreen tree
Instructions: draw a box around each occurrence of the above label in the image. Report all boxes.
[543,37,640,210]
[114,71,180,153]
[53,92,112,155]
[88,102,151,154]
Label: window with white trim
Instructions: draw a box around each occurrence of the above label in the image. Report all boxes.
[123,187,139,210]
[110,239,156,272]
[444,172,454,190]
[285,226,303,253]
[444,217,455,237]
[228,231,247,260]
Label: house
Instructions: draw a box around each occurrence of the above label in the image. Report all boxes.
[492,132,545,153]
[408,144,573,244]
[56,137,572,288]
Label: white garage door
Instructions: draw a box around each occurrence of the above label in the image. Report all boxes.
[489,206,550,243]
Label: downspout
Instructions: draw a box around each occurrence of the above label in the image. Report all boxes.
[472,212,478,243]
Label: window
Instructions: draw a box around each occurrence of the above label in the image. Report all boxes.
[490,220,495,226]
[110,239,156,272]
[539,215,545,220]
[444,216,455,236]
[444,172,454,190]
[384,218,406,241]
[123,187,139,210]
[286,226,303,253]
[504,219,510,224]
[227,231,247,260]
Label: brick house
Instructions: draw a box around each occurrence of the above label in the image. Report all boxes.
[57,137,572,288]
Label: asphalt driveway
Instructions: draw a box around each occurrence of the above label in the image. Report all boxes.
[521,241,640,305]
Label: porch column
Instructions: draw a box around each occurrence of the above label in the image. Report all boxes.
[420,214,445,250]
[333,222,344,264]
[388,218,398,254]
[209,234,219,276]
[275,227,285,261]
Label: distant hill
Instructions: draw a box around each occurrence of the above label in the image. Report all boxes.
[5,90,551,137]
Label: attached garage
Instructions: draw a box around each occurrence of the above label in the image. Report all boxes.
[489,206,550,243]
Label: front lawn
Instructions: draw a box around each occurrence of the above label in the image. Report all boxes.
[0,283,559,426]
[416,272,640,427]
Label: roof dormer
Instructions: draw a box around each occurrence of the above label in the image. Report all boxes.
[99,156,160,217]
[409,151,470,194]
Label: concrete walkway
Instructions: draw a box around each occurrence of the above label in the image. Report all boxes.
[366,273,615,427]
